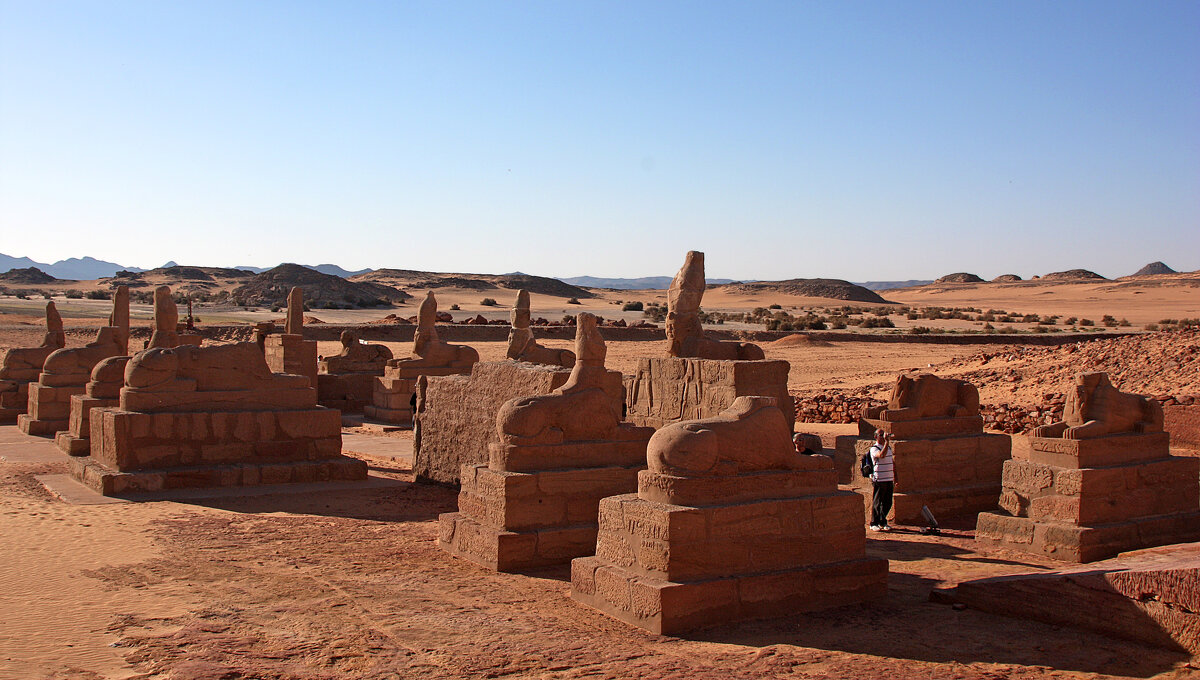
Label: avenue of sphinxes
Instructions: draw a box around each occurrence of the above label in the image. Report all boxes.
[18,286,130,436]
[364,291,478,426]
[0,301,65,423]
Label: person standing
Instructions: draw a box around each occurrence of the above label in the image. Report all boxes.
[869,429,895,531]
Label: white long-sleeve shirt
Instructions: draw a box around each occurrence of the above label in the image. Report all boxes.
[870,443,894,482]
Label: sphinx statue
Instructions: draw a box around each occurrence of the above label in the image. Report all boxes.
[496,312,619,445]
[863,373,980,422]
[393,291,478,370]
[1031,372,1163,440]
[647,396,804,477]
[506,289,574,368]
[0,301,66,381]
[40,286,129,382]
[666,251,764,360]
[321,330,392,374]
[148,286,179,349]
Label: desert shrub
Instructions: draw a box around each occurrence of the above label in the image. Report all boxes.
[831,319,847,329]
[622,301,643,311]
[1160,318,1178,325]
[1037,317,1056,325]
[908,326,931,335]
[1079,318,1094,326]
[1118,318,1130,327]
[480,298,498,306]
[561,314,575,324]
[906,313,918,320]
[768,304,782,310]
[1101,315,1117,328]
[1144,323,1159,331]
[85,290,109,300]
[1020,314,1039,323]
[449,304,460,310]
[567,298,581,305]
[1063,316,1077,325]
[860,317,894,328]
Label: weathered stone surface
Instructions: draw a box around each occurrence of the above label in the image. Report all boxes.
[413,362,574,484]
[571,397,886,633]
[319,330,391,375]
[979,418,1200,562]
[1165,403,1200,452]
[507,289,574,368]
[148,285,179,349]
[666,251,764,360]
[626,356,792,429]
[1032,371,1163,439]
[55,355,132,456]
[0,301,66,422]
[438,313,653,572]
[19,288,129,436]
[953,542,1200,654]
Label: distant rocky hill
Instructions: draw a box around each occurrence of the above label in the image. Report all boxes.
[720,279,889,303]
[935,272,985,284]
[1041,269,1107,281]
[0,267,59,284]
[232,264,411,308]
[854,280,934,291]
[1132,261,1176,276]
[559,275,736,290]
[356,269,594,299]
[992,274,1022,282]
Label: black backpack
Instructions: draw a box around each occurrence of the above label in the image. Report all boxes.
[860,450,875,478]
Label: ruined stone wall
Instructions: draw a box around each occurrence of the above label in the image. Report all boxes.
[1164,403,1200,452]
[413,362,572,485]
[625,357,792,429]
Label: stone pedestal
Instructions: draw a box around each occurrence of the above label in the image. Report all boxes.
[264,334,317,388]
[439,425,653,571]
[56,356,130,456]
[0,353,53,424]
[625,357,792,429]
[849,430,1011,524]
[571,464,887,634]
[72,406,363,496]
[365,364,471,426]
[317,373,379,414]
[976,433,1200,562]
[18,380,86,436]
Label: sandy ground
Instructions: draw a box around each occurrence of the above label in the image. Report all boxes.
[2,430,1196,680]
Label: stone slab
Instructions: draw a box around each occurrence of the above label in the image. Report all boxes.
[862,415,983,440]
[952,542,1200,653]
[570,554,888,635]
[625,357,793,430]
[637,467,838,506]
[438,511,600,572]
[68,453,368,497]
[17,413,67,437]
[1017,432,1171,469]
[976,509,1200,563]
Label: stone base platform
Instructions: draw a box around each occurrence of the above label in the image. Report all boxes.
[571,555,888,635]
[976,510,1200,563]
[17,382,84,437]
[55,394,117,456]
[440,435,649,572]
[439,512,602,572]
[365,375,417,426]
[68,454,367,497]
[0,381,33,424]
[77,405,362,496]
[859,415,983,440]
[317,372,379,414]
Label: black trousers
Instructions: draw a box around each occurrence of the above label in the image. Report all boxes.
[871,480,894,526]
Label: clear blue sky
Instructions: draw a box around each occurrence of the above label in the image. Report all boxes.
[1,1,1197,280]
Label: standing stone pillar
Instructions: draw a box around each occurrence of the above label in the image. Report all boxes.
[263,287,318,389]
